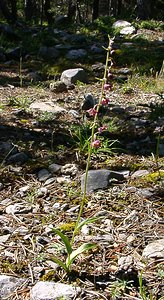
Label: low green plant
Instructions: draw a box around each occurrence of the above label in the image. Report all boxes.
[37,111,55,122]
[138,271,162,300]
[138,20,164,31]
[8,96,33,109]
[69,123,91,156]
[108,279,132,299]
[51,225,97,273]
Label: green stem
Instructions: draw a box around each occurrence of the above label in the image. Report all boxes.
[71,37,111,245]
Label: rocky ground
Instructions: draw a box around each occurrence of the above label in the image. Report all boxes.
[0,21,164,300]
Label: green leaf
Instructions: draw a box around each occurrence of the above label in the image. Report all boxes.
[52,229,72,255]
[76,216,104,232]
[66,242,96,267]
[51,256,69,272]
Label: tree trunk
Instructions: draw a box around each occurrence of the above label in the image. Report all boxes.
[0,0,15,23]
[98,0,109,16]
[25,0,33,21]
[44,0,53,25]
[67,0,76,22]
[10,0,17,21]
[137,0,152,19]
[92,0,99,20]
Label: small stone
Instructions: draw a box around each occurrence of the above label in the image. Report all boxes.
[118,255,133,270]
[0,275,26,298]
[6,152,29,165]
[81,224,90,235]
[127,235,136,243]
[142,239,164,259]
[52,202,61,210]
[112,20,132,28]
[37,187,48,197]
[69,109,80,118]
[131,170,150,178]
[38,169,51,182]
[19,185,30,193]
[44,177,56,185]
[0,234,10,243]
[13,226,29,235]
[0,142,18,157]
[30,281,81,300]
[61,163,78,176]
[38,46,59,60]
[138,188,154,198]
[56,176,71,184]
[6,204,32,214]
[48,163,62,174]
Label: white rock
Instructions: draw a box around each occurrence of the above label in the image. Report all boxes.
[30,102,66,113]
[0,234,10,243]
[142,239,164,259]
[56,176,71,184]
[61,163,78,175]
[30,281,81,300]
[131,169,149,179]
[0,275,26,298]
[112,20,131,28]
[6,204,32,214]
[19,185,30,193]
[120,26,136,35]
[37,187,48,196]
[81,224,90,235]
[61,68,88,85]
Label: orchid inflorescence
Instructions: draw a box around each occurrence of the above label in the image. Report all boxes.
[87,36,115,149]
[51,36,116,275]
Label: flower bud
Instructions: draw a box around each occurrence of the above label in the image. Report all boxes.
[87,107,97,116]
[101,98,110,105]
[104,83,112,91]
[91,140,101,148]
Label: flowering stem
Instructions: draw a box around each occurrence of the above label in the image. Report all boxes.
[71,37,112,245]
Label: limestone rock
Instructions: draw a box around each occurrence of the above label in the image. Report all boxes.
[81,169,125,193]
[112,20,132,28]
[142,239,164,259]
[30,281,81,300]
[6,204,32,214]
[120,26,136,35]
[61,68,88,85]
[0,275,26,299]
[30,102,66,114]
